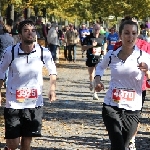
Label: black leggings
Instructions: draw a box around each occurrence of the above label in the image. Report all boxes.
[102,104,140,150]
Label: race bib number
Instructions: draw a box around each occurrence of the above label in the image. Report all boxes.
[92,47,101,56]
[112,88,135,103]
[82,32,86,37]
[111,41,116,45]
[16,88,38,102]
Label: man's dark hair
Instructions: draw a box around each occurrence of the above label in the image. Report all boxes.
[18,19,35,34]
[119,20,138,35]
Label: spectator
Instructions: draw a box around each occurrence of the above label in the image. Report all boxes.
[65,24,79,62]
[47,22,59,62]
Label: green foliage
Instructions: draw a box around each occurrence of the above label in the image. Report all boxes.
[0,0,150,23]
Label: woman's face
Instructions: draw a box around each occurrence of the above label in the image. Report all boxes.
[120,24,138,49]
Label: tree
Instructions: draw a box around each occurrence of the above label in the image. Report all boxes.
[0,0,150,23]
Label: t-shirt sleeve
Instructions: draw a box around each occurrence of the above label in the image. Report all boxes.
[43,48,57,75]
[95,50,113,77]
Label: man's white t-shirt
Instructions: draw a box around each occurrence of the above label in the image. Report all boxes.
[0,43,57,109]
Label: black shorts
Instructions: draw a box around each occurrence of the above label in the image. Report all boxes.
[86,59,96,67]
[4,106,43,139]
[102,103,140,150]
[86,56,100,67]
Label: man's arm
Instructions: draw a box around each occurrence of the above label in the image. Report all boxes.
[43,48,57,102]
[49,74,56,102]
[50,74,56,91]
[82,40,98,51]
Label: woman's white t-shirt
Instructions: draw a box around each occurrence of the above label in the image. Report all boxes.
[95,46,150,111]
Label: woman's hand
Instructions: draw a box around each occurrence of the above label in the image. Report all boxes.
[95,76,104,92]
[138,62,148,73]
[95,82,104,92]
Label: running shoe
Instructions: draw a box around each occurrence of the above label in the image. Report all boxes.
[128,141,136,150]
[93,92,99,100]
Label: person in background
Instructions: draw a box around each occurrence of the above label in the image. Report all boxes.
[36,18,47,40]
[58,26,63,47]
[0,24,14,88]
[82,23,104,100]
[0,24,14,57]
[106,27,119,51]
[62,25,69,61]
[79,23,90,58]
[47,22,59,63]
[65,24,78,62]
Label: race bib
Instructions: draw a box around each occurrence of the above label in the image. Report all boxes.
[92,47,101,56]
[111,41,116,45]
[112,88,135,103]
[16,88,38,103]
[82,32,86,37]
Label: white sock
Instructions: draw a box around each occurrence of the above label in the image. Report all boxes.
[130,136,135,143]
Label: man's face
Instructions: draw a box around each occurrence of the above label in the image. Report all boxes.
[94,25,100,34]
[110,28,115,33]
[69,25,74,30]
[82,25,86,29]
[20,24,36,44]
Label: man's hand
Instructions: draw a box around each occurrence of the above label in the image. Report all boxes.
[49,74,56,103]
[48,90,56,102]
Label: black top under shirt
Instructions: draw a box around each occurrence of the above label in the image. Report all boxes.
[82,33,104,57]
